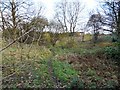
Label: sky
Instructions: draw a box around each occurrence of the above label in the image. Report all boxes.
[32,0,99,20]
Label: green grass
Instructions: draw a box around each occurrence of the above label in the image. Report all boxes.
[52,59,79,86]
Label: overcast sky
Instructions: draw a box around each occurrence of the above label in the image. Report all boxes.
[32,0,99,20]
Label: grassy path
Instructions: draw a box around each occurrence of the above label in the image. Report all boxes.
[47,58,60,88]
[47,48,61,89]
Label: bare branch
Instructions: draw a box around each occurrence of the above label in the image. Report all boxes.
[0,28,34,52]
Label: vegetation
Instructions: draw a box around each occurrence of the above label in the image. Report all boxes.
[0,0,120,89]
[1,34,119,89]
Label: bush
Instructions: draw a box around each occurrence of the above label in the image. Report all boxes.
[104,46,120,63]
[66,38,78,48]
[41,32,52,46]
[56,38,78,48]
[55,38,78,48]
[55,40,67,48]
[3,28,20,41]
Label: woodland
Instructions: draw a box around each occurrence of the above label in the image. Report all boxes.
[0,0,120,89]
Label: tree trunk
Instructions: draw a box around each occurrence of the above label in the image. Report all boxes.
[117,3,120,51]
[93,25,98,43]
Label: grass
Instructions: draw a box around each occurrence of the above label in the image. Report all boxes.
[2,37,119,89]
[2,42,79,88]
[52,59,79,86]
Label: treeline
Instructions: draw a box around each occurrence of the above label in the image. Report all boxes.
[2,27,78,45]
[1,0,120,48]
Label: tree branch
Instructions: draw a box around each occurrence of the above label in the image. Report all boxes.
[0,29,34,52]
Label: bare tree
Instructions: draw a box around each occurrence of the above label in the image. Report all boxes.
[55,0,68,32]
[100,1,120,41]
[0,0,45,51]
[48,20,63,33]
[47,20,63,46]
[0,3,5,31]
[0,0,34,40]
[55,0,84,36]
[87,13,102,43]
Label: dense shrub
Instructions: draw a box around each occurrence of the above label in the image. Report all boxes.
[66,38,78,48]
[55,38,78,48]
[104,46,120,63]
[3,28,20,41]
